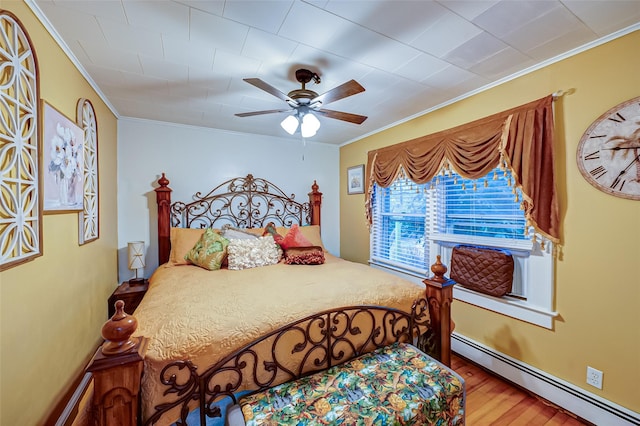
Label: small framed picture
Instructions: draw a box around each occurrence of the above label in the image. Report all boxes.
[347,164,365,195]
[42,101,85,213]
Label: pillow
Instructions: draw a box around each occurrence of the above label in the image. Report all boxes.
[168,227,206,266]
[262,222,282,241]
[267,224,326,252]
[221,225,260,240]
[227,236,281,270]
[297,225,325,252]
[242,228,265,237]
[184,229,229,271]
[283,246,325,265]
[264,223,312,250]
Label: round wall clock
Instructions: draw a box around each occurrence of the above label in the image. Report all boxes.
[576,96,640,200]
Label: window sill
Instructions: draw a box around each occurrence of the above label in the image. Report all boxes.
[370,261,557,329]
[431,233,534,254]
[454,285,557,329]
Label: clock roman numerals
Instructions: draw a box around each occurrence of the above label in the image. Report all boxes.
[583,151,600,161]
[589,166,607,179]
[607,112,625,123]
[577,96,640,200]
[610,176,626,191]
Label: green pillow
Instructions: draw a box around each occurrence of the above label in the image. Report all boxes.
[184,229,229,270]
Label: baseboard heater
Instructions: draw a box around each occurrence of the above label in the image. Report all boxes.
[54,372,92,426]
[452,333,640,426]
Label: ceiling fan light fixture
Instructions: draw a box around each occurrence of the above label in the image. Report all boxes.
[280,115,299,135]
[237,68,366,137]
[301,112,320,138]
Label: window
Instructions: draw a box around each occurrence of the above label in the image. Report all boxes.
[434,171,527,241]
[371,180,430,276]
[370,167,556,328]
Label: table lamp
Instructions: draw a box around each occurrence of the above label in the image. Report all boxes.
[127,241,146,285]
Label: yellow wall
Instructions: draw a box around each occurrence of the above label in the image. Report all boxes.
[341,31,640,412]
[0,2,118,424]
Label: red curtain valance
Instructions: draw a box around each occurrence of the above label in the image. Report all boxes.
[366,95,559,243]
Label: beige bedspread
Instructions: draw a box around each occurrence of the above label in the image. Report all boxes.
[133,254,426,425]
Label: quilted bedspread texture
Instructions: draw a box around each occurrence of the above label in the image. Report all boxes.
[132,254,426,425]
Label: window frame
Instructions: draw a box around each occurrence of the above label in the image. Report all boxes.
[370,211,429,276]
[369,176,557,329]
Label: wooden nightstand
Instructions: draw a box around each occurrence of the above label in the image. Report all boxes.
[108,280,149,317]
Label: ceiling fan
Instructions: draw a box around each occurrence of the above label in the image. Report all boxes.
[235,69,367,137]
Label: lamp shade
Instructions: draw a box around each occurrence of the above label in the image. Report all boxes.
[301,113,320,138]
[280,115,299,135]
[127,241,145,270]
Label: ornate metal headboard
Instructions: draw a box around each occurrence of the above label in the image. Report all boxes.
[154,173,322,265]
[171,174,311,229]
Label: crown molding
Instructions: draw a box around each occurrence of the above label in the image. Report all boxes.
[341,23,640,148]
[24,0,119,118]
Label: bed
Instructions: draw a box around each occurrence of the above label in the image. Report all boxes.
[88,174,455,426]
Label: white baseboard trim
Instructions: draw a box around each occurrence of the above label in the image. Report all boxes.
[452,333,640,426]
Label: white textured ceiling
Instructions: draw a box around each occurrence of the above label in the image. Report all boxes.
[30,0,640,145]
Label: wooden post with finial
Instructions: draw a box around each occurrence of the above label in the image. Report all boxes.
[86,300,148,426]
[424,255,456,367]
[308,180,322,227]
[155,173,172,265]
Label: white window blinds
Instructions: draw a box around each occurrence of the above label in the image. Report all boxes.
[370,179,430,276]
[371,167,530,281]
[432,168,528,243]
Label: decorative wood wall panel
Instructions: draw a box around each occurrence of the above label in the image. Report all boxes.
[0,11,42,270]
[77,98,99,244]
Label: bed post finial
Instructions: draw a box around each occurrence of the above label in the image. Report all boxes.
[86,301,148,426]
[101,300,138,355]
[155,173,173,265]
[308,180,322,227]
[423,256,455,367]
[430,255,449,282]
[158,172,170,188]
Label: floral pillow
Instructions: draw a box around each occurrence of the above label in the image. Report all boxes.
[264,223,312,250]
[227,236,282,270]
[184,229,229,271]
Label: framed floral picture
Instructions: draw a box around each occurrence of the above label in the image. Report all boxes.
[42,101,85,212]
[347,164,365,195]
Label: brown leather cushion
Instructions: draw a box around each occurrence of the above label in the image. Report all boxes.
[450,245,514,297]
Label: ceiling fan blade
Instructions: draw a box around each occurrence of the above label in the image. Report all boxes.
[235,109,292,117]
[311,80,365,106]
[316,109,368,124]
[243,78,295,104]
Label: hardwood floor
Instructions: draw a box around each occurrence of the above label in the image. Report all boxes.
[451,354,591,426]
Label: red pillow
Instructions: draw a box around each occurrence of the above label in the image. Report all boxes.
[264,223,312,250]
[280,224,313,249]
[284,246,325,265]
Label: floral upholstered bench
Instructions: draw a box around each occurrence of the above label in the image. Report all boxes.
[226,342,465,425]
